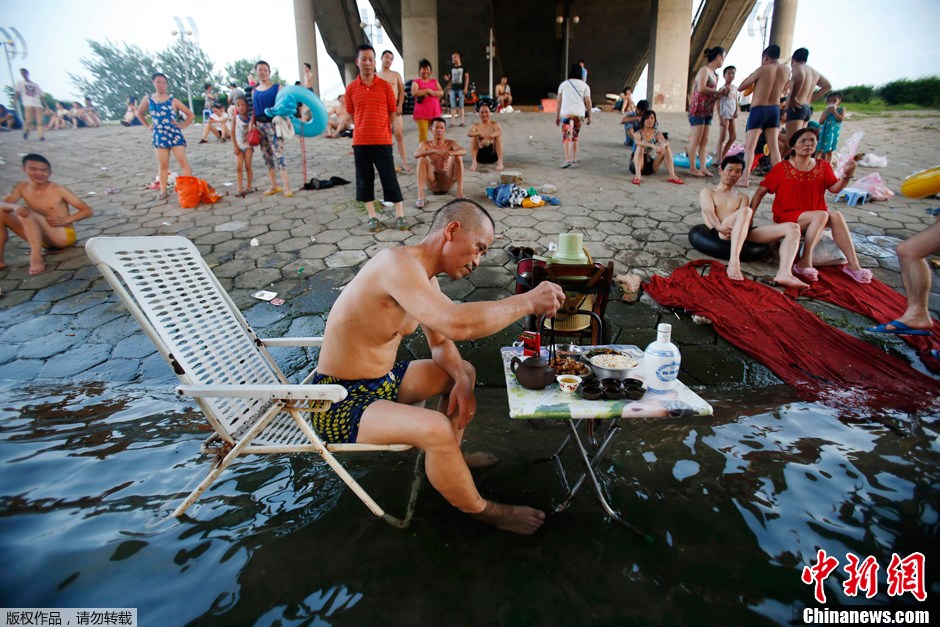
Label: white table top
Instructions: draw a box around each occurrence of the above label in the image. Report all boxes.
[501,345,714,420]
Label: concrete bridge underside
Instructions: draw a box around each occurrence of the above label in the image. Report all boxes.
[303,0,768,111]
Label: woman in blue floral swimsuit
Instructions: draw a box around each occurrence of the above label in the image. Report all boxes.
[136,72,195,201]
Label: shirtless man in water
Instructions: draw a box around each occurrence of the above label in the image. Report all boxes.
[415,117,466,208]
[467,104,504,172]
[312,199,566,534]
[378,50,412,172]
[785,47,831,139]
[700,155,806,287]
[1,154,93,275]
[737,45,790,187]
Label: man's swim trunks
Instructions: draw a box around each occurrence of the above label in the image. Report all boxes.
[310,361,410,443]
[746,104,780,131]
[43,225,76,249]
[786,103,812,122]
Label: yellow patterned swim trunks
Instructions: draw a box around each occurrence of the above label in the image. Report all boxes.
[310,361,410,443]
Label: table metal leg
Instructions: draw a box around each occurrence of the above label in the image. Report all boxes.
[559,419,647,538]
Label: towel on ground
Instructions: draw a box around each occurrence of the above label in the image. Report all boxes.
[644,260,940,412]
[783,266,939,372]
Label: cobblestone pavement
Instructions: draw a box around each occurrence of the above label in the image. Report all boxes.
[0,109,938,388]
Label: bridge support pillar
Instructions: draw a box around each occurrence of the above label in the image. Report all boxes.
[402,0,438,80]
[768,0,798,60]
[647,0,692,112]
[293,0,319,93]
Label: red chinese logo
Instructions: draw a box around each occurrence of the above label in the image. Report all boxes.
[843,553,879,598]
[886,552,926,602]
[802,549,840,603]
[802,550,927,604]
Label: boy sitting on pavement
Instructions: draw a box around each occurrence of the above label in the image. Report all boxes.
[0,154,93,275]
[414,117,466,208]
[699,155,806,287]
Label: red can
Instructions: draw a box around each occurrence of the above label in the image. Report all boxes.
[519,331,541,357]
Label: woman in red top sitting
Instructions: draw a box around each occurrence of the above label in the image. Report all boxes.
[750,127,872,284]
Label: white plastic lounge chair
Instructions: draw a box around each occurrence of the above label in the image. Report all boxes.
[86,235,420,527]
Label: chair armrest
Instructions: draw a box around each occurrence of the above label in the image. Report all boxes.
[260,337,325,347]
[176,384,347,402]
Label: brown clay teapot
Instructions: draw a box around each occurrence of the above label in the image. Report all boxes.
[510,355,556,390]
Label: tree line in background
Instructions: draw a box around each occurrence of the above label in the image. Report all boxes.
[67,39,282,120]
[838,76,940,107]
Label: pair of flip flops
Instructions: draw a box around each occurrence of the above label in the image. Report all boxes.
[506,246,536,263]
[866,320,932,336]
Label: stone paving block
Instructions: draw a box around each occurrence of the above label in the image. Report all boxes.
[0,299,53,322]
[112,333,158,359]
[234,268,284,290]
[19,330,89,359]
[241,300,290,330]
[281,259,326,278]
[677,345,752,387]
[336,235,379,251]
[2,315,68,342]
[0,342,21,366]
[285,315,327,338]
[17,270,73,291]
[89,313,145,344]
[39,343,112,379]
[312,229,351,244]
[325,250,367,268]
[79,357,142,383]
[0,358,44,381]
[33,279,94,302]
[439,279,474,300]
[258,252,297,269]
[467,266,513,289]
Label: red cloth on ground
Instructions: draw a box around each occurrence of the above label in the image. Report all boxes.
[644,260,940,412]
[783,266,940,372]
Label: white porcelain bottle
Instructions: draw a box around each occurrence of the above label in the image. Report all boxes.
[644,323,681,393]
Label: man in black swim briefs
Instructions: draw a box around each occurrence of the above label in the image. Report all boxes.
[737,44,790,187]
[313,199,565,535]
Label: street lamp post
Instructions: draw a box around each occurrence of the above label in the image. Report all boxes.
[359,9,383,46]
[556,14,579,79]
[171,16,197,114]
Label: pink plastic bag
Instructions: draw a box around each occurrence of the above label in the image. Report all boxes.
[852,172,895,202]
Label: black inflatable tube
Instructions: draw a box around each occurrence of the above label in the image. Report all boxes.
[688,224,770,262]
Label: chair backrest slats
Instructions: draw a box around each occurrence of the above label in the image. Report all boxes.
[87,237,283,437]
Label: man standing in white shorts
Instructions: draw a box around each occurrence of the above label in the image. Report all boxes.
[15,69,44,142]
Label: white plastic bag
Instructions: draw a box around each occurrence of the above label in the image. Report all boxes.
[858,153,888,168]
[853,172,895,201]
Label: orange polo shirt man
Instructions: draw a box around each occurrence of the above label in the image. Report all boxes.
[343,44,407,231]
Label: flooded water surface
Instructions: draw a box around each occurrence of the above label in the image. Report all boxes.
[0,382,937,626]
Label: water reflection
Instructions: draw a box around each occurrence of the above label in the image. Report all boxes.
[0,383,936,625]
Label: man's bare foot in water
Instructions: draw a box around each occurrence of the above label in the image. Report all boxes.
[772,272,808,289]
[495,161,505,172]
[464,451,499,469]
[471,501,545,535]
[727,263,744,281]
[29,256,46,275]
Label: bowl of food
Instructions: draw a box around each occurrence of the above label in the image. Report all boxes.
[549,355,592,378]
[552,343,584,359]
[586,352,639,380]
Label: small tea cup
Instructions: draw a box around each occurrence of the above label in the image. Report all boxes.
[556,374,582,394]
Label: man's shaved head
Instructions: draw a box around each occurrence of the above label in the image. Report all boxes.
[428,199,495,235]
